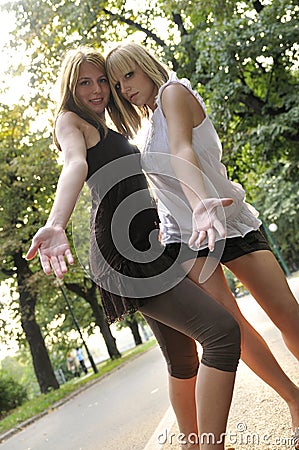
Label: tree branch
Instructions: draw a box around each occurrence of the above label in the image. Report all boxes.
[253,1,265,13]
[87,9,167,48]
[1,267,15,277]
[64,282,87,300]
[64,279,96,302]
[172,13,187,35]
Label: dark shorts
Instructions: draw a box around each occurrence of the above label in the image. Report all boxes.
[165,229,272,265]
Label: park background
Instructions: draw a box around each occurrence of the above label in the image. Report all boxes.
[0,0,298,428]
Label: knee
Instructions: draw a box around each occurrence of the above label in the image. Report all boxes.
[167,353,200,379]
[160,341,200,379]
[201,315,241,372]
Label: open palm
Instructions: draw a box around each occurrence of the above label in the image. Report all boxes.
[25,226,74,278]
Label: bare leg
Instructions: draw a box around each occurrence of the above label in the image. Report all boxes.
[169,369,235,450]
[196,366,235,449]
[184,258,299,430]
[169,375,199,449]
[226,250,299,360]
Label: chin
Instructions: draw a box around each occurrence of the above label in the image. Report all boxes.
[92,108,105,115]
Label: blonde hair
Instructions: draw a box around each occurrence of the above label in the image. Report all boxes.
[106,43,169,139]
[53,47,118,148]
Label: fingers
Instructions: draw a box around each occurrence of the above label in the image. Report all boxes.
[188,230,199,247]
[189,197,231,250]
[207,228,216,251]
[25,242,40,261]
[57,255,68,275]
[213,218,227,239]
[50,256,65,279]
[195,230,206,248]
[65,249,74,265]
[39,251,52,275]
[189,230,207,248]
[38,249,74,278]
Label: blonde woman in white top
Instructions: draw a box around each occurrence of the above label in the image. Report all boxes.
[106,42,299,448]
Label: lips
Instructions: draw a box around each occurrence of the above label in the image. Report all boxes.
[129,93,138,103]
[90,98,103,104]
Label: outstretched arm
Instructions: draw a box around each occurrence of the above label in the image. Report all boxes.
[25,112,88,278]
[161,84,233,251]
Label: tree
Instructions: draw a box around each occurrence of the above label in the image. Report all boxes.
[64,278,121,359]
[8,0,298,181]
[0,101,60,392]
[116,312,146,346]
[253,161,299,269]
[186,1,299,178]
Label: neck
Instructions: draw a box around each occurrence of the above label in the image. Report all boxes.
[148,88,158,112]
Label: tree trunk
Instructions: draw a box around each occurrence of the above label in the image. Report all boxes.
[128,318,143,346]
[65,280,121,359]
[14,251,59,393]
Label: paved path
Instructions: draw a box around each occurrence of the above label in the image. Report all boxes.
[1,277,298,450]
[147,277,299,449]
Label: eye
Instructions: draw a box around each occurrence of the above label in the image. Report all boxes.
[79,80,89,86]
[115,82,120,90]
[125,71,133,79]
[99,77,108,84]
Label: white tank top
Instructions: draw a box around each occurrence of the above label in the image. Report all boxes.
[141,72,261,249]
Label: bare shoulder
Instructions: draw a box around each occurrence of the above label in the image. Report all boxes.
[160,83,192,116]
[162,82,190,100]
[55,111,87,142]
[161,82,195,110]
[161,82,204,125]
[56,111,81,129]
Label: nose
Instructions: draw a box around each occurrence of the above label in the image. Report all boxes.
[93,82,102,94]
[120,80,130,95]
[91,81,102,94]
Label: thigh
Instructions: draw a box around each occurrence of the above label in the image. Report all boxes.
[183,258,244,319]
[139,277,240,372]
[140,276,237,342]
[225,250,299,324]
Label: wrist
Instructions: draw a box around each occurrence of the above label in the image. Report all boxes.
[45,220,66,230]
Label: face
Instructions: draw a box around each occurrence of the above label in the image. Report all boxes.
[75,61,110,115]
[114,64,157,111]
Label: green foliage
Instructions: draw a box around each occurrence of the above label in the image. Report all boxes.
[0,101,58,267]
[253,161,299,268]
[0,100,61,343]
[223,267,237,294]
[0,355,40,399]
[0,371,28,418]
[188,0,299,170]
[1,0,298,381]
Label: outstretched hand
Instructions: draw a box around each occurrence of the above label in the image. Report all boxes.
[189,198,233,251]
[25,226,74,279]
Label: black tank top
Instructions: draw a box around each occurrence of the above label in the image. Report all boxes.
[85,129,182,323]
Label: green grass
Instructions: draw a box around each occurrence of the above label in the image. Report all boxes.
[0,339,157,436]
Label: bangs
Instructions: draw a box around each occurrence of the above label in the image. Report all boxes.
[106,51,136,87]
[85,54,105,72]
